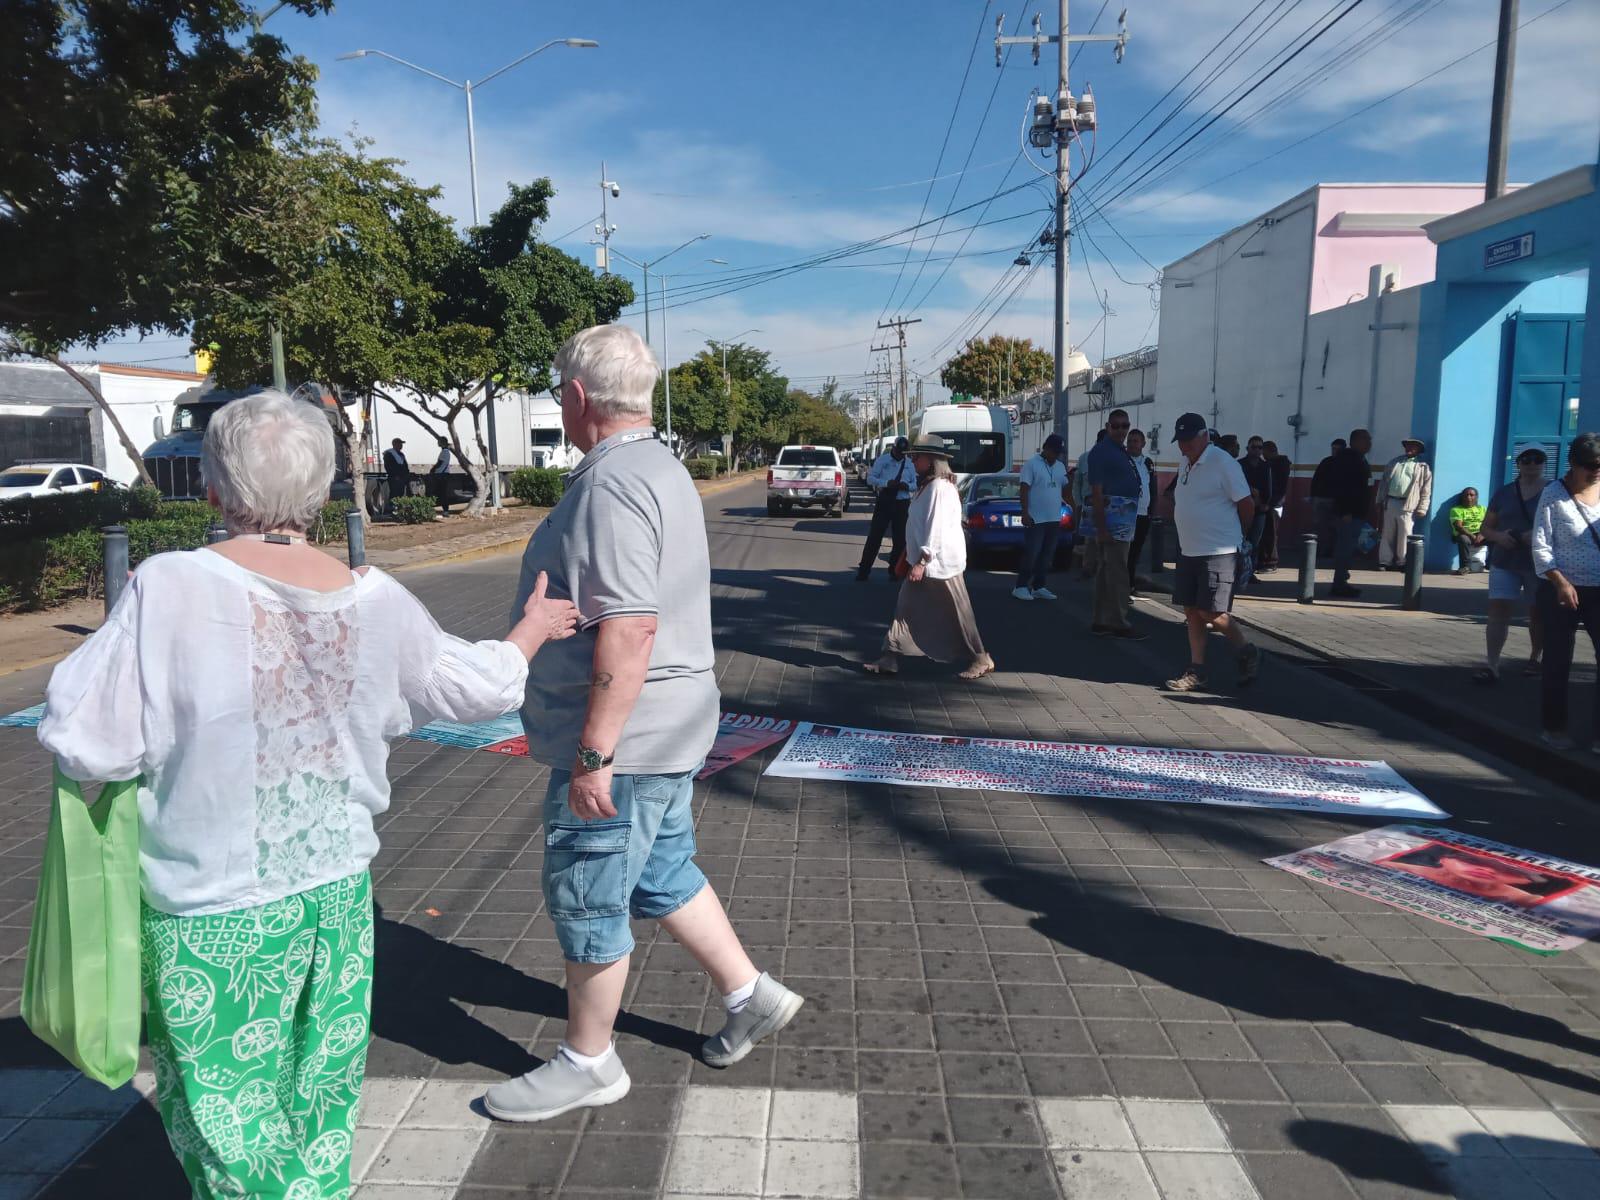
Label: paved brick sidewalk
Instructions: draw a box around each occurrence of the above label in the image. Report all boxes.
[1,481,1598,1199]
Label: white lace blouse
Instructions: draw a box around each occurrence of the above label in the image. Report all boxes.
[39,549,528,916]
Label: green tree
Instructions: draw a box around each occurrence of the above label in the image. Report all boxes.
[375,180,633,514]
[655,340,794,466]
[0,0,333,483]
[785,390,856,449]
[938,334,1053,402]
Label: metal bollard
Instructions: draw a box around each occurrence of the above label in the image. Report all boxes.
[102,525,129,616]
[1148,517,1167,574]
[206,523,228,544]
[1298,533,1317,604]
[1402,535,1425,611]
[346,508,366,569]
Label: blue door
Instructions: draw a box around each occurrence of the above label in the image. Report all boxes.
[1501,312,1584,483]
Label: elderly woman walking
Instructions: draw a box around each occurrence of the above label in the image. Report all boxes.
[864,436,994,680]
[38,391,577,1198]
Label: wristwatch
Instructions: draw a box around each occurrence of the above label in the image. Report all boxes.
[576,745,615,772]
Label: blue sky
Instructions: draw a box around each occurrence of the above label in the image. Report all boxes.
[109,0,1599,406]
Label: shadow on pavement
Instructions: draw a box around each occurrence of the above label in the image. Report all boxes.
[371,909,702,1077]
[1287,1117,1599,1194]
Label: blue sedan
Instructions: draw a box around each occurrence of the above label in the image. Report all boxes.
[959,472,1074,564]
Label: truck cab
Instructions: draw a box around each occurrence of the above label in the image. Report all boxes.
[142,382,354,502]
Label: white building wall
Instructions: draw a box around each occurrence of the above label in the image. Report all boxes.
[1297,284,1421,467]
[100,368,206,484]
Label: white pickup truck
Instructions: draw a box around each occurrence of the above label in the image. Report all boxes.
[766,444,848,518]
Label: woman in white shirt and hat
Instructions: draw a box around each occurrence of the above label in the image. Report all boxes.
[864,436,994,680]
[38,391,578,1198]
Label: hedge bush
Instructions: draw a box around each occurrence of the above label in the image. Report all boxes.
[0,505,216,613]
[0,483,165,545]
[392,495,436,525]
[507,467,565,507]
[308,500,355,545]
[684,457,720,480]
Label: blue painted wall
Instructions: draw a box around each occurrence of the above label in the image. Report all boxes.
[1411,174,1597,569]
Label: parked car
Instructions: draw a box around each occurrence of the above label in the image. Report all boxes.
[0,461,115,500]
[959,471,1073,565]
[767,445,848,517]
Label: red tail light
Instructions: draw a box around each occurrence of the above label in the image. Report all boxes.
[766,469,773,485]
[966,513,985,529]
[834,471,843,488]
[1059,511,1074,529]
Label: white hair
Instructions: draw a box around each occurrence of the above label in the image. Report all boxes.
[201,389,335,534]
[553,324,660,422]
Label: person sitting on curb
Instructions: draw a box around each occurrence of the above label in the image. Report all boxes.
[1450,487,1488,574]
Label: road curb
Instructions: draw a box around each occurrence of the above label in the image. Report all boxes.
[696,471,763,498]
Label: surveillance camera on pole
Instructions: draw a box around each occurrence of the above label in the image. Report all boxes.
[592,162,619,272]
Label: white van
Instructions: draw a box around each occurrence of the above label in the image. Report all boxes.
[917,403,1012,484]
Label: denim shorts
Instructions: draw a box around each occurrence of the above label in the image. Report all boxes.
[541,767,707,964]
[1488,566,1538,604]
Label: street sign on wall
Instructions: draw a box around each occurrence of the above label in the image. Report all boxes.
[1484,232,1534,269]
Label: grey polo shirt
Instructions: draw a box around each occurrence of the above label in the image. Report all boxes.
[512,430,718,775]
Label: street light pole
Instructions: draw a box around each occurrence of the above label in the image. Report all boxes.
[610,235,711,455]
[690,326,761,468]
[339,38,599,509]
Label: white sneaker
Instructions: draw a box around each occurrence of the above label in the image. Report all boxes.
[1011,587,1035,601]
[483,1047,631,1122]
[1031,587,1058,601]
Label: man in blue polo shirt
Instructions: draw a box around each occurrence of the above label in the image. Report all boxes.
[1013,432,1070,601]
[1084,408,1144,638]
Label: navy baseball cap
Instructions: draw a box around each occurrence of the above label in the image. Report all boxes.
[893,436,909,451]
[1174,413,1208,442]
[1042,433,1064,452]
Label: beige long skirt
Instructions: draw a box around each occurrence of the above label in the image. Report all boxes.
[883,574,988,662]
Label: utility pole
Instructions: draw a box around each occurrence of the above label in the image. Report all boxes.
[593,163,619,270]
[1485,0,1518,200]
[997,5,1127,449]
[876,316,921,438]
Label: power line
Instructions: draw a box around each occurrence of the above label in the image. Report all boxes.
[1122,0,1576,218]
[877,2,994,322]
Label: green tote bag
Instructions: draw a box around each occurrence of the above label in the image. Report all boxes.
[22,766,142,1089]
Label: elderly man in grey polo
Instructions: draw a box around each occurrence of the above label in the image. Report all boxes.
[485,324,803,1124]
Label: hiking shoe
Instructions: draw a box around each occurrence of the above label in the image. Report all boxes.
[1329,584,1362,599]
[484,1048,631,1123]
[1031,587,1059,601]
[1237,644,1262,687]
[702,974,804,1068]
[1011,587,1035,602]
[1540,730,1577,752]
[1165,667,1207,692]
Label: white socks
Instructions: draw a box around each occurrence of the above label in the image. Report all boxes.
[724,973,761,1014]
[558,1042,615,1071]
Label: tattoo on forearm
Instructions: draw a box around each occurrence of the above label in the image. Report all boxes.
[592,672,614,691]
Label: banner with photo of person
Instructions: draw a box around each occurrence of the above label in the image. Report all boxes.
[762,722,1445,819]
[1267,825,1600,954]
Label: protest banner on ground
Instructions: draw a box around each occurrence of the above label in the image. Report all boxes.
[409,711,792,781]
[1266,825,1600,955]
[0,705,43,728]
[762,722,1446,819]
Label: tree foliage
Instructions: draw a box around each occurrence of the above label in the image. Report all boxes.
[1,0,331,345]
[0,0,333,484]
[197,152,632,515]
[938,334,1053,401]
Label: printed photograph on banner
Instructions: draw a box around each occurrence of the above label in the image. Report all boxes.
[1266,825,1600,955]
[764,722,1445,819]
[698,713,794,779]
